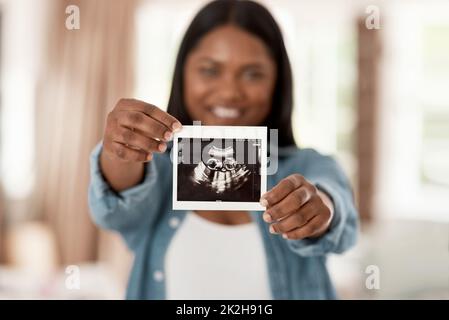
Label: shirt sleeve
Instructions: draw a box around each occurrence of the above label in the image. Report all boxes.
[285,149,359,257]
[88,142,163,250]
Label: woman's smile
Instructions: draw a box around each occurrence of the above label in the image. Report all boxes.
[209,105,243,119]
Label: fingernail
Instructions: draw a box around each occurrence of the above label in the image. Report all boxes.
[158,143,167,152]
[282,234,288,239]
[164,131,173,141]
[172,122,182,132]
[262,212,272,223]
[269,225,276,234]
[260,198,269,207]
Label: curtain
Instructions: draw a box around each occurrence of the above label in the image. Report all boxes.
[356,18,382,222]
[34,0,138,264]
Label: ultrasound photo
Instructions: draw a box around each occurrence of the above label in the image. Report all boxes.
[177,138,261,202]
[172,125,267,211]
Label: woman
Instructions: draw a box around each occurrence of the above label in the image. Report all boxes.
[89,0,358,299]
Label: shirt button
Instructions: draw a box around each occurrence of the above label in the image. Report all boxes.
[169,217,180,229]
[153,270,164,282]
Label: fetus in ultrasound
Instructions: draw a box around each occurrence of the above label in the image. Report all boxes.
[191,145,251,194]
[177,138,261,202]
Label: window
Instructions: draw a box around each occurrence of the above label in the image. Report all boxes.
[376,2,449,221]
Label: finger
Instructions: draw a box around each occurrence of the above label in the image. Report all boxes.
[110,141,152,162]
[114,126,167,154]
[260,174,305,207]
[269,204,317,234]
[263,185,316,222]
[119,98,182,131]
[282,215,326,240]
[117,110,174,141]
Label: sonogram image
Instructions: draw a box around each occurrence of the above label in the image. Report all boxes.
[176,138,261,202]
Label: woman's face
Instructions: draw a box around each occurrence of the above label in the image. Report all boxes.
[183,24,277,126]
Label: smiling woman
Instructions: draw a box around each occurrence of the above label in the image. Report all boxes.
[89,0,358,300]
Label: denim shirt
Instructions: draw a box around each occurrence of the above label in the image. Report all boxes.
[88,141,358,300]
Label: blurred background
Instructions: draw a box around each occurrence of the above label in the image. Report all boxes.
[0,0,448,299]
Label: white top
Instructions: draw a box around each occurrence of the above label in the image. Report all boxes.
[165,212,272,300]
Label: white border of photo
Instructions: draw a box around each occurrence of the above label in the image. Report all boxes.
[172,125,267,211]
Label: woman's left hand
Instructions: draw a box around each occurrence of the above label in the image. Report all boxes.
[260,174,334,240]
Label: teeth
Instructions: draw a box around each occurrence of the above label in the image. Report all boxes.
[211,106,241,119]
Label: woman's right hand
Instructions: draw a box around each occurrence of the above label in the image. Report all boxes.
[102,98,182,163]
[100,98,182,192]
